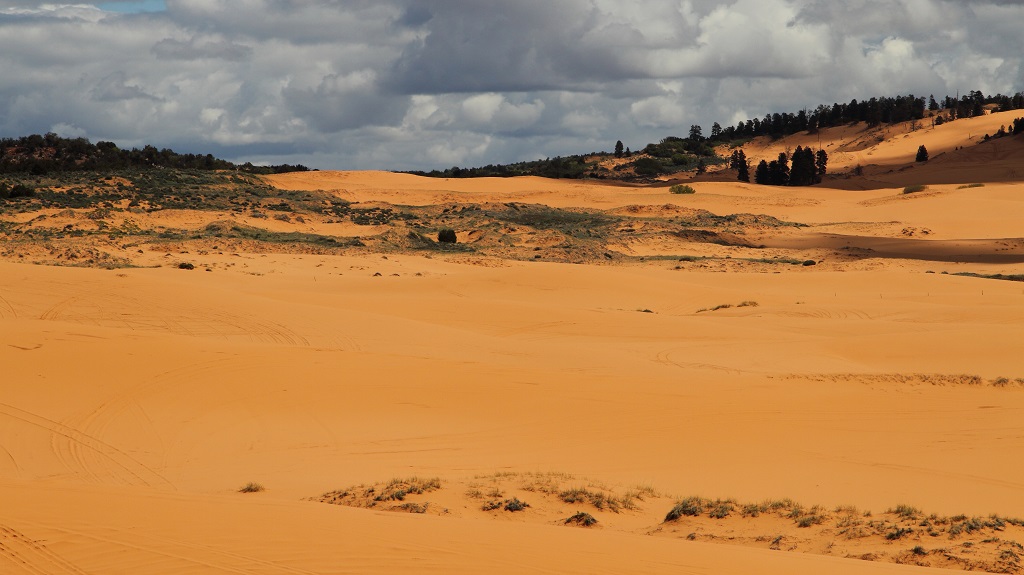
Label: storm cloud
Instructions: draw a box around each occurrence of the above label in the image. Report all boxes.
[0,0,1021,170]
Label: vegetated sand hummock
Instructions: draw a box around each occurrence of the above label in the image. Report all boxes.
[1,110,1024,574]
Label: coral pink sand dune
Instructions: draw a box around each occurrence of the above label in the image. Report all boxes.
[2,250,1023,573]
[3,112,1024,573]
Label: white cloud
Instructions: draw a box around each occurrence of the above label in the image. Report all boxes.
[0,0,1019,170]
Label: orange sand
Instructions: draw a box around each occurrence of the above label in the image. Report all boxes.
[2,112,1023,574]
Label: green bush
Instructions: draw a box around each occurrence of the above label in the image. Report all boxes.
[669,184,696,195]
[902,185,927,194]
[437,228,457,243]
[631,157,668,176]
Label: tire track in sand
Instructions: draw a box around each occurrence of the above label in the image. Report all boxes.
[0,402,171,488]
[12,520,320,575]
[59,357,260,486]
[38,297,78,322]
[0,525,90,575]
[0,293,18,319]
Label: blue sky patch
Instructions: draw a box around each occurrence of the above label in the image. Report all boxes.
[97,0,166,13]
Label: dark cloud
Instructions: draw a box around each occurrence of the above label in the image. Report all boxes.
[151,37,252,61]
[0,0,1020,170]
[283,72,411,132]
[91,71,161,101]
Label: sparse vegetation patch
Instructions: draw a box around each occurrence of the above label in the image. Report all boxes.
[238,482,264,493]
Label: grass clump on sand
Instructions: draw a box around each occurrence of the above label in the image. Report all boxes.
[481,497,531,512]
[565,512,598,527]
[559,487,628,513]
[697,304,732,313]
[238,482,265,493]
[957,183,984,189]
[889,504,923,520]
[665,497,707,521]
[669,184,696,195]
[373,477,442,502]
[902,184,928,194]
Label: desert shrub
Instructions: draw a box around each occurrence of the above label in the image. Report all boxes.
[565,512,598,527]
[708,500,735,519]
[742,503,766,517]
[802,259,817,266]
[504,498,530,512]
[178,262,195,270]
[669,184,696,194]
[957,183,984,189]
[631,157,668,176]
[238,482,264,493]
[437,228,457,243]
[373,477,441,502]
[794,506,828,528]
[903,184,927,194]
[912,545,928,556]
[697,303,733,313]
[560,488,591,504]
[393,502,428,514]
[559,488,622,512]
[0,182,34,199]
[886,527,914,540]
[666,497,705,521]
[795,514,823,528]
[890,504,923,519]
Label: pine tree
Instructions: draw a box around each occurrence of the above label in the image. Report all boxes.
[815,149,828,182]
[771,152,790,186]
[754,160,769,184]
[614,140,624,158]
[737,159,750,182]
[916,145,929,162]
[789,146,815,186]
[730,149,748,171]
[767,160,781,185]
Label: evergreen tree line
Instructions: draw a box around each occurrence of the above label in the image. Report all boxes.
[0,133,310,175]
[741,147,827,187]
[408,154,591,179]
[982,116,1024,140]
[701,90,1024,143]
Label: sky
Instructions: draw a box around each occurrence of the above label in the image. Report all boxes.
[0,1,1022,171]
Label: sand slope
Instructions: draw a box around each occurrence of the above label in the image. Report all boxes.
[2,114,1024,574]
